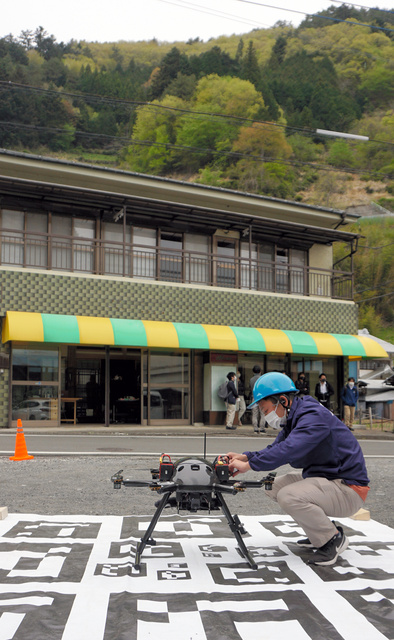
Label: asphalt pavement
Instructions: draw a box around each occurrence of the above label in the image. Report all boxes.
[0,423,393,530]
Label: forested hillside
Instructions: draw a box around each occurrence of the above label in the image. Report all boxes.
[1,6,393,209]
[0,6,393,337]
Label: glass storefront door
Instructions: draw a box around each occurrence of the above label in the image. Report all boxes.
[143,350,190,424]
[11,347,59,426]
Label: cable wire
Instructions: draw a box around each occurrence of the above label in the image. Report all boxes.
[1,81,393,149]
[233,0,394,32]
[155,0,271,28]
[0,120,391,179]
[326,0,394,16]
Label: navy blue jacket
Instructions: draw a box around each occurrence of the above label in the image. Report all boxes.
[341,384,359,407]
[243,395,369,486]
[226,380,238,405]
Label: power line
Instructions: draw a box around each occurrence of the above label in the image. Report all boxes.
[357,290,394,302]
[0,120,391,179]
[358,240,394,250]
[2,81,393,149]
[356,278,394,293]
[328,0,394,16]
[233,0,394,32]
[155,0,271,28]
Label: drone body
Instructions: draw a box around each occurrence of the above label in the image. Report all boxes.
[112,454,276,571]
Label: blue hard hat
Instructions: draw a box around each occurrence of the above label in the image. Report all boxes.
[248,372,297,408]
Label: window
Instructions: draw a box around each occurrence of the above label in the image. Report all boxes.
[184,234,209,284]
[73,218,95,272]
[1,209,24,265]
[133,227,157,279]
[103,222,131,276]
[26,213,48,268]
[11,347,59,424]
[160,232,183,282]
[276,247,289,292]
[291,249,306,294]
[52,215,72,270]
[216,238,237,287]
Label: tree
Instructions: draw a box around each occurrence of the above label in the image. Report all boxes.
[232,122,292,160]
[174,75,266,172]
[125,95,187,174]
[149,47,191,99]
[240,41,261,88]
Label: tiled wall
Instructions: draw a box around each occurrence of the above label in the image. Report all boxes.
[0,269,358,332]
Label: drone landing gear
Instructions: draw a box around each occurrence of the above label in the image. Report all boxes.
[134,492,172,570]
[215,491,258,570]
[133,489,257,571]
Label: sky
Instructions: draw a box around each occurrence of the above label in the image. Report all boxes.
[2,0,390,44]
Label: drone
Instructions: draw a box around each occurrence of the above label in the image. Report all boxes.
[111,452,276,571]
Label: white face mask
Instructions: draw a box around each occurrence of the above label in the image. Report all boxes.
[349,382,354,388]
[264,403,286,430]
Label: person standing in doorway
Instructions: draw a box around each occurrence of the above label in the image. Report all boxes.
[236,370,246,426]
[315,373,334,411]
[341,377,359,431]
[225,372,239,431]
[249,365,266,433]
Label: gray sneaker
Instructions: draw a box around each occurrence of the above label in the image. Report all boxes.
[308,526,348,566]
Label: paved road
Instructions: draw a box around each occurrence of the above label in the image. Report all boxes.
[0,433,393,457]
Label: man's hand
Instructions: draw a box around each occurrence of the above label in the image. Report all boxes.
[228,458,251,477]
[226,452,248,463]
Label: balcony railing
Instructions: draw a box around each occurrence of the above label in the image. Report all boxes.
[0,230,353,300]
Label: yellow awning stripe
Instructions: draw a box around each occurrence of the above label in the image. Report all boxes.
[307,332,343,356]
[256,329,293,353]
[143,321,180,349]
[76,316,114,346]
[202,325,238,351]
[1,311,389,358]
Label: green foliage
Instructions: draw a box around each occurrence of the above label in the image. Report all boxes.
[327,140,355,168]
[0,13,393,207]
[334,218,394,332]
[125,95,186,174]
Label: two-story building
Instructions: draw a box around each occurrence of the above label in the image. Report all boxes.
[0,149,387,428]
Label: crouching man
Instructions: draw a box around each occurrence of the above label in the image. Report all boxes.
[227,372,369,566]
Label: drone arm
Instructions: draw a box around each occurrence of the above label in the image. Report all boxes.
[122,479,158,488]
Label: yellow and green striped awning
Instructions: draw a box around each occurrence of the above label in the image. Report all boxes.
[1,311,388,358]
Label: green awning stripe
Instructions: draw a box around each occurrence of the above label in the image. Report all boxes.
[173,322,210,349]
[42,313,80,343]
[330,334,367,357]
[284,330,319,355]
[230,326,267,352]
[111,318,148,347]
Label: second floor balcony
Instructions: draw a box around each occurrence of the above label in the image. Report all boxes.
[0,229,354,300]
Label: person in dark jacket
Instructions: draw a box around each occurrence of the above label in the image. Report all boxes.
[236,370,246,426]
[225,371,239,431]
[227,372,369,566]
[249,365,266,433]
[314,372,335,410]
[341,377,359,431]
[294,371,309,396]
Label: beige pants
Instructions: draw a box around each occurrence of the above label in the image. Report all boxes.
[225,401,238,427]
[267,472,364,548]
[251,404,265,430]
[344,405,356,428]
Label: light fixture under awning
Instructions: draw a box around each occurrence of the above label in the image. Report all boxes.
[1,311,388,358]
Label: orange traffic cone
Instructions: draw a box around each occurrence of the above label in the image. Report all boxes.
[9,419,34,461]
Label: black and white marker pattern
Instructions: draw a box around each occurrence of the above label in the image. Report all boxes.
[0,514,392,639]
